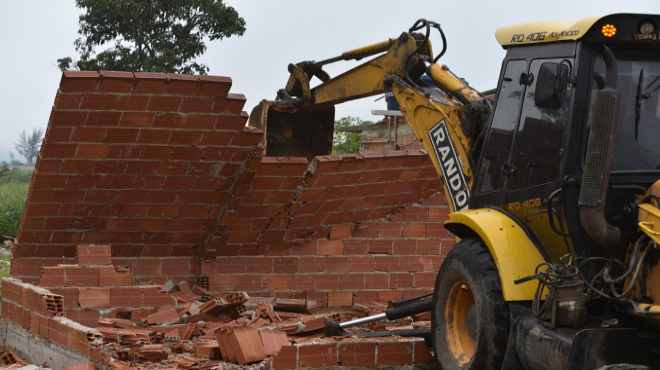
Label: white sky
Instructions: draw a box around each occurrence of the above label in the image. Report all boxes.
[1,1,658,161]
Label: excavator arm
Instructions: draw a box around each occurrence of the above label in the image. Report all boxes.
[250,20,490,212]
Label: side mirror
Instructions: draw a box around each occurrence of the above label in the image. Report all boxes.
[535,62,570,109]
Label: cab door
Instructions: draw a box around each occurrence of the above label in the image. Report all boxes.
[504,57,575,260]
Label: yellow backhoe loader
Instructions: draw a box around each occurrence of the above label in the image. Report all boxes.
[251,14,660,370]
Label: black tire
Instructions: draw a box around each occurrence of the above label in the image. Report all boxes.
[431,238,509,370]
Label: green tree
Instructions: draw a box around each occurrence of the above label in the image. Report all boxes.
[58,0,246,74]
[333,116,368,154]
[14,128,44,166]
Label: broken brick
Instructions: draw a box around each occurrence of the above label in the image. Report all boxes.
[259,329,289,356]
[217,326,267,364]
[194,339,221,360]
[97,317,136,329]
[274,298,312,313]
[144,305,180,325]
[134,344,169,362]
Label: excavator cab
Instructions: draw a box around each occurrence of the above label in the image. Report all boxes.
[257,14,660,370]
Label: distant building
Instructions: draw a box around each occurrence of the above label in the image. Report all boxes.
[337,110,422,154]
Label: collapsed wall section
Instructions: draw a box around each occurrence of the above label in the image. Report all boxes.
[204,150,440,253]
[13,71,261,282]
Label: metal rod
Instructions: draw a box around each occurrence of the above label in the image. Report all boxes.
[338,313,387,329]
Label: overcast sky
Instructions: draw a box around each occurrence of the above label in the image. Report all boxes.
[1,1,658,162]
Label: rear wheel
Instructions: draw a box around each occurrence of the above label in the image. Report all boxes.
[432,238,509,370]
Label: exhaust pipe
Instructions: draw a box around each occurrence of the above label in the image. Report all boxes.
[578,45,621,248]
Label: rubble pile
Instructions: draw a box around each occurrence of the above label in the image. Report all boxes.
[2,244,433,369]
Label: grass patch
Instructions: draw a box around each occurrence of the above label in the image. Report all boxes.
[0,255,10,278]
[0,167,32,277]
[0,182,28,238]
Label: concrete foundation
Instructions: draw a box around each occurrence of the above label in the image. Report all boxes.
[0,320,90,370]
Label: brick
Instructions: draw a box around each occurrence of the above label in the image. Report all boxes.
[377,341,414,366]
[148,95,181,112]
[329,224,352,240]
[413,341,434,364]
[76,244,112,265]
[393,240,417,255]
[65,266,99,286]
[60,72,100,92]
[215,93,246,113]
[85,111,121,126]
[391,273,414,288]
[81,94,117,109]
[120,112,154,127]
[272,345,297,370]
[414,272,436,288]
[403,223,426,238]
[368,240,393,255]
[217,327,267,364]
[142,285,176,306]
[110,287,140,307]
[180,97,214,113]
[78,287,110,308]
[55,94,83,109]
[259,329,289,356]
[30,311,48,337]
[41,143,77,157]
[327,291,353,307]
[318,240,343,256]
[98,266,132,286]
[50,287,79,310]
[40,267,67,287]
[338,341,376,367]
[365,274,389,289]
[298,343,337,368]
[195,339,221,360]
[76,143,110,159]
[105,128,139,143]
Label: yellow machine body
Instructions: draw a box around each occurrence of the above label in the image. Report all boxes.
[444,209,546,301]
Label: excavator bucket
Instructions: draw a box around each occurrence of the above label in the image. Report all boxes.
[249,100,335,158]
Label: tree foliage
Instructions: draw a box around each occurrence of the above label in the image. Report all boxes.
[58,0,246,74]
[333,116,367,154]
[14,129,44,166]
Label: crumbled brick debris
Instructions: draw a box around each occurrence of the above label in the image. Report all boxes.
[3,251,432,370]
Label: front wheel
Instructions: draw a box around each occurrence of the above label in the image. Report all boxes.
[431,238,509,370]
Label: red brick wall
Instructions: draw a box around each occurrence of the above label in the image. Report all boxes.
[203,194,451,306]
[13,71,261,282]
[13,71,450,305]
